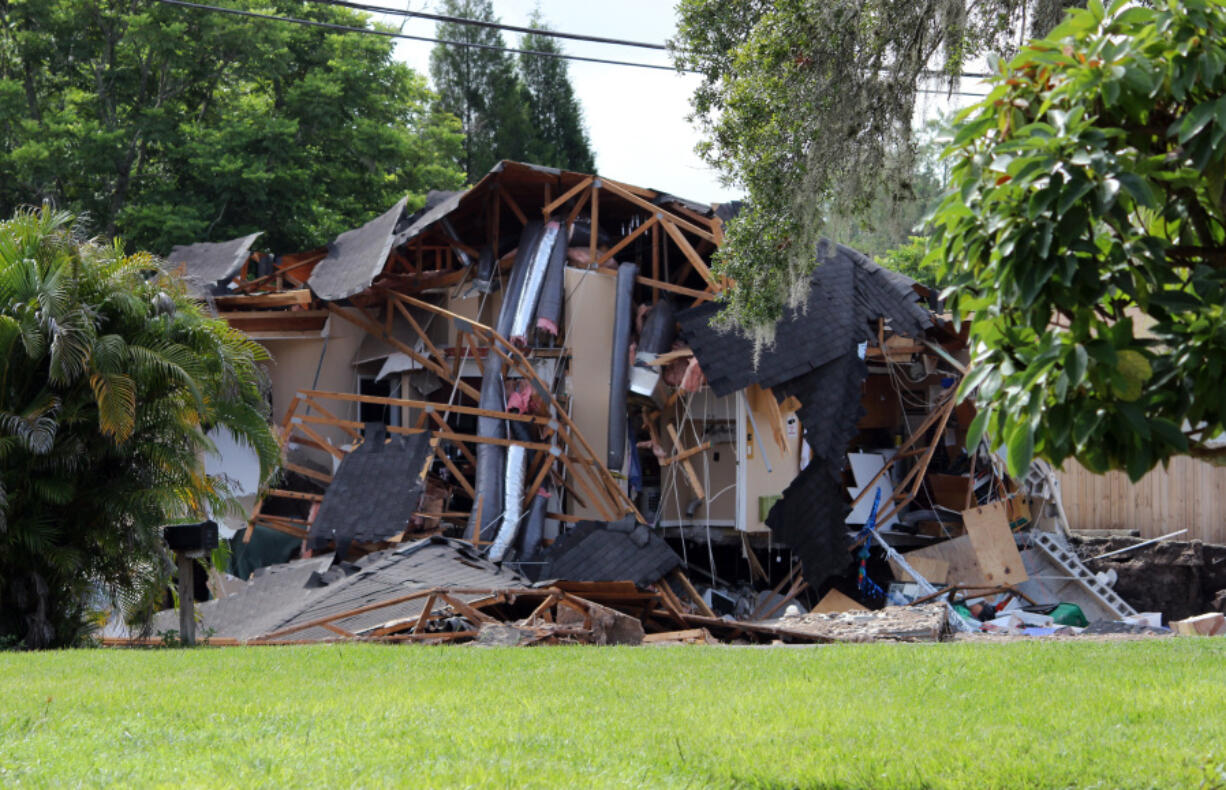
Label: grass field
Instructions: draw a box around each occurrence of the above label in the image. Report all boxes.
[1,640,1224,788]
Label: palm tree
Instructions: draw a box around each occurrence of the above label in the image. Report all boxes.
[0,206,280,648]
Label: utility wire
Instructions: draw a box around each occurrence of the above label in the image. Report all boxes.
[306,0,669,51]
[155,0,685,72]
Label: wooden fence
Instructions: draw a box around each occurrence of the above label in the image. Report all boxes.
[1056,455,1226,544]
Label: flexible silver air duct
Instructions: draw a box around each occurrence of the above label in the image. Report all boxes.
[468,221,542,543]
[509,221,560,345]
[535,224,569,336]
[490,414,534,562]
[606,262,638,471]
[519,489,549,557]
[491,443,527,562]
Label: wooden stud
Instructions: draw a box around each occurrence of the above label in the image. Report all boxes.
[498,187,528,225]
[671,569,717,618]
[601,180,716,243]
[298,389,552,427]
[213,290,313,309]
[589,182,599,265]
[651,221,660,303]
[595,214,658,266]
[411,594,437,634]
[289,422,345,461]
[565,186,591,233]
[302,396,363,442]
[665,422,705,500]
[543,176,592,217]
[660,218,719,291]
[434,443,476,499]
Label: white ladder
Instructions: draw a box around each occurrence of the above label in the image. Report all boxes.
[1030,531,1137,618]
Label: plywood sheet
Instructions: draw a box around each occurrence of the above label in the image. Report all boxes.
[962,500,1028,585]
[811,589,867,613]
[897,535,988,586]
[889,555,950,585]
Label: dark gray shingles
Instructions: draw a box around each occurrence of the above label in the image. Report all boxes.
[765,460,853,592]
[531,520,681,586]
[678,240,931,397]
[308,196,408,300]
[166,232,262,296]
[153,537,525,641]
[306,430,433,551]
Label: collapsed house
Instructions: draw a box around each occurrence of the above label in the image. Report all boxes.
[139,160,1175,645]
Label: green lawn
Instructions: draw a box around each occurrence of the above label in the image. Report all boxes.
[1,640,1224,788]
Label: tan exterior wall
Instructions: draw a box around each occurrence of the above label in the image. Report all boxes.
[260,307,367,455]
[562,266,619,520]
[1057,456,1226,543]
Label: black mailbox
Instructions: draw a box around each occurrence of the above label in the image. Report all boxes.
[163,520,219,554]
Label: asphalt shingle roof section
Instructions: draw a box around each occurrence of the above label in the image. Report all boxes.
[263,537,523,640]
[528,518,682,587]
[307,428,432,552]
[150,554,336,640]
[308,196,408,301]
[152,537,524,641]
[166,232,262,296]
[774,352,869,467]
[678,240,932,593]
[765,461,854,592]
[678,240,928,397]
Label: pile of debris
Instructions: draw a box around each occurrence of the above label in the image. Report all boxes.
[126,158,1220,646]
[136,534,953,646]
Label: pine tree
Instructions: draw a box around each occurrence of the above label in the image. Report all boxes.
[430,0,535,181]
[519,13,596,173]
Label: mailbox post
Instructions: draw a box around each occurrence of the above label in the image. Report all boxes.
[162,521,219,646]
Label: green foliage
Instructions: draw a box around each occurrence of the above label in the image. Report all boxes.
[431,0,536,181]
[1,641,1225,786]
[671,0,1081,328]
[829,127,948,279]
[0,0,464,254]
[877,236,944,288]
[0,206,280,648]
[931,0,1226,479]
[430,1,595,181]
[519,13,596,174]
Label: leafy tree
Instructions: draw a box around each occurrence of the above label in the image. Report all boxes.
[430,0,535,181]
[876,237,944,289]
[519,12,596,173]
[827,125,946,265]
[0,206,280,648]
[931,0,1226,479]
[0,0,464,255]
[671,0,1086,328]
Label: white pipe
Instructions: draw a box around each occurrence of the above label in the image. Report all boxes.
[509,222,560,344]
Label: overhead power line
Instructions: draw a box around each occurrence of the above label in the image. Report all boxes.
[155,0,685,72]
[306,0,669,51]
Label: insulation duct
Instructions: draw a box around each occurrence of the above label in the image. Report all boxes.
[519,490,550,557]
[630,298,676,398]
[474,245,498,293]
[491,444,527,562]
[509,221,561,345]
[535,223,569,336]
[637,298,676,356]
[606,262,638,471]
[490,416,535,562]
[469,222,543,542]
